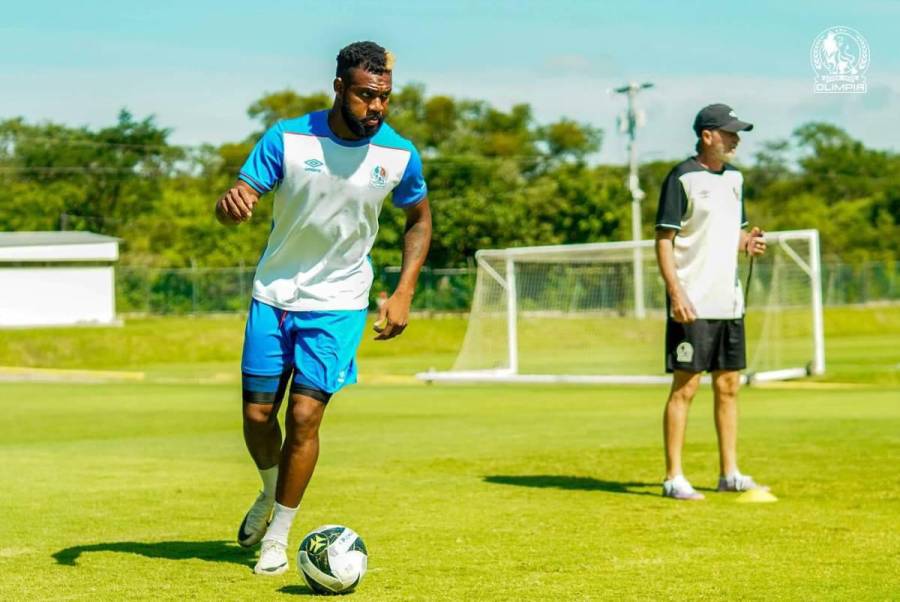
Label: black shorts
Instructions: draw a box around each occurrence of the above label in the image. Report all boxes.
[665,318,746,373]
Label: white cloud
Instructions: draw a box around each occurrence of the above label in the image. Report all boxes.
[3,63,897,167]
[405,68,900,164]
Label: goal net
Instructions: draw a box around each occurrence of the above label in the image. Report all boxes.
[418,229,824,385]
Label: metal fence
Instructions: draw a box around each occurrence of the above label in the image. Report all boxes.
[116,265,477,314]
[116,260,897,315]
[821,261,898,306]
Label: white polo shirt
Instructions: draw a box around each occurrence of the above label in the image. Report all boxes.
[238,111,427,311]
[655,157,749,319]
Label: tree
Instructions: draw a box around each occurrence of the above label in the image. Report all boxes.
[247,90,331,132]
[0,110,182,237]
[1,93,896,275]
[742,122,900,261]
[539,118,603,164]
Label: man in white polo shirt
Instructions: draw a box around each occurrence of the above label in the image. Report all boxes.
[654,103,767,501]
[215,41,432,572]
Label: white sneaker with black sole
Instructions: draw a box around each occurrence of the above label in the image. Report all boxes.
[237,491,274,548]
[717,472,769,492]
[662,475,705,500]
[254,539,289,575]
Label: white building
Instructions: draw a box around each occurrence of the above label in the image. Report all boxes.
[0,232,120,327]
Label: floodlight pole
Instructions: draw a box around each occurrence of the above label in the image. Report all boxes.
[615,81,653,319]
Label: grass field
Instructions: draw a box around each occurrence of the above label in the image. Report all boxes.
[1,306,898,600]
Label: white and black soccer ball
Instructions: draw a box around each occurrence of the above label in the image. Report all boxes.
[297,525,368,594]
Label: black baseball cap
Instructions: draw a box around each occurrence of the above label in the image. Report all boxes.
[693,103,754,136]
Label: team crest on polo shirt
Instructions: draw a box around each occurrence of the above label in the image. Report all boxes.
[676,342,694,363]
[370,165,387,188]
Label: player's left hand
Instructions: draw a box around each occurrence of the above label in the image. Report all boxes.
[373,291,412,340]
[747,226,767,257]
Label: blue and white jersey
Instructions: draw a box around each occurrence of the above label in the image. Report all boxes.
[238,110,427,311]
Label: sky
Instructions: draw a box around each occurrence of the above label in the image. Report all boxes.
[2,0,897,165]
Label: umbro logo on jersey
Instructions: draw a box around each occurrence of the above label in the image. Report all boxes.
[304,158,324,173]
[697,189,710,199]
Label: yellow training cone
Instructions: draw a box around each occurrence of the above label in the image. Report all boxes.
[736,489,778,503]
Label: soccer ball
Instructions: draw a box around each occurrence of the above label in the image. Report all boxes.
[297,525,368,594]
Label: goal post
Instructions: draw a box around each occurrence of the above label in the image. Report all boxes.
[418,229,824,385]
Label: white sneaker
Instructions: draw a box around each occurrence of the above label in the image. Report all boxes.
[662,475,705,500]
[718,472,769,492]
[254,539,289,575]
[237,491,274,547]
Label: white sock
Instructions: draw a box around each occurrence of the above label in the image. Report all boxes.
[263,502,298,545]
[723,469,743,480]
[259,466,278,499]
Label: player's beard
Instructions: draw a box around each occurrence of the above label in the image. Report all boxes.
[715,143,737,163]
[340,97,383,138]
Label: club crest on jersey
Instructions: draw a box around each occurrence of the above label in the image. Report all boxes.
[676,342,694,363]
[304,158,324,173]
[370,165,387,188]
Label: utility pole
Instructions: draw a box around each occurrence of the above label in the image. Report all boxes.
[615,81,653,319]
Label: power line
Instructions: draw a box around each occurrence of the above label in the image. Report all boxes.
[0,154,555,176]
[0,166,173,174]
[2,134,206,152]
[4,136,597,165]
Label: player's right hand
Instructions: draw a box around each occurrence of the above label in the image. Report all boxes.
[216,182,259,224]
[746,226,767,257]
[670,291,697,324]
[373,291,411,341]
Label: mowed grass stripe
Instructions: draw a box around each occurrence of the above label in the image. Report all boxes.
[0,305,897,383]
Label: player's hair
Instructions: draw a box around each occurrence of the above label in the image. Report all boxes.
[336,41,394,80]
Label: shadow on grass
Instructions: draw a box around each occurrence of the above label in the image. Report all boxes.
[484,475,661,496]
[53,540,255,568]
[279,584,361,597]
[278,585,320,596]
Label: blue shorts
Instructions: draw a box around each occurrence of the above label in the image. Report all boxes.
[241,299,368,403]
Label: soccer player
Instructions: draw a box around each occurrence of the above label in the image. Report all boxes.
[214,41,431,573]
[654,103,767,501]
